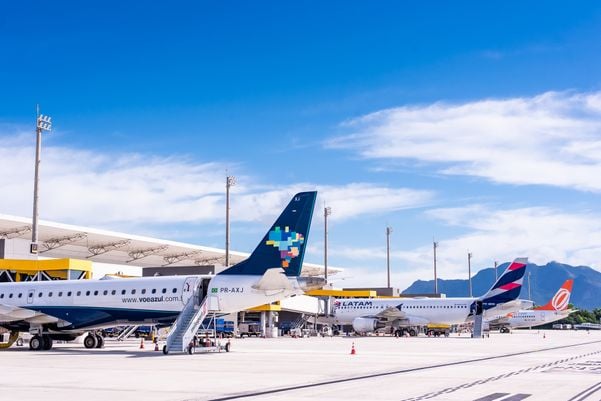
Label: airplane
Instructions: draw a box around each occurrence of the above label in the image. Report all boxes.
[0,191,323,351]
[332,258,528,336]
[488,279,575,333]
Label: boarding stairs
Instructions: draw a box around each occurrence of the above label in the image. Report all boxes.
[165,291,211,354]
[116,325,138,341]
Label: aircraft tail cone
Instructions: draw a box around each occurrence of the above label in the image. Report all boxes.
[139,339,144,349]
[350,342,356,355]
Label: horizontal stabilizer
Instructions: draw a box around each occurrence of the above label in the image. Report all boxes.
[251,268,293,291]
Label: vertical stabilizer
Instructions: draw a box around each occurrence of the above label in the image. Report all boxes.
[534,279,574,311]
[218,191,316,277]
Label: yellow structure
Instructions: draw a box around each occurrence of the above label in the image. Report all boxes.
[0,258,93,282]
[305,289,377,298]
[247,302,282,312]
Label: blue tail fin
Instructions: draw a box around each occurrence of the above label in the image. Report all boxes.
[218,191,317,277]
[479,257,527,310]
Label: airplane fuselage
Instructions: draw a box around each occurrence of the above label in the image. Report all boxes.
[0,274,306,333]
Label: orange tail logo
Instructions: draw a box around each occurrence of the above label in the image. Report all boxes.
[535,279,573,311]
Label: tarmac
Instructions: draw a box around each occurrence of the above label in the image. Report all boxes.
[0,330,599,401]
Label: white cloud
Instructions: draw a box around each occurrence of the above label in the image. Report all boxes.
[327,91,601,192]
[0,131,432,232]
[326,205,601,288]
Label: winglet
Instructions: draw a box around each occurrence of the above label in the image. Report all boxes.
[534,279,574,311]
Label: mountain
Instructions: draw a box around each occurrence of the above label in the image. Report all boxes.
[402,261,601,310]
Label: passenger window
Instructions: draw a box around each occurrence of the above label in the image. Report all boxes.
[152,289,156,294]
[111,290,116,295]
[141,289,146,294]
[162,288,166,294]
[38,292,43,297]
[48,292,52,297]
[172,288,177,293]
[121,290,126,295]
[0,294,3,299]
[131,289,136,295]
[86,291,90,296]
[77,291,81,296]
[9,293,13,298]
[103,290,108,296]
[58,292,63,297]
[67,291,72,296]
[94,290,99,296]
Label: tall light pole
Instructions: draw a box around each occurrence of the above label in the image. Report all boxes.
[31,106,52,255]
[225,175,236,267]
[528,271,532,301]
[324,206,331,284]
[467,252,473,297]
[433,240,438,294]
[386,226,393,288]
[494,260,498,282]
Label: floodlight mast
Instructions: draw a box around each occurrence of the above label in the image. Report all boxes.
[31,105,52,256]
[386,226,393,288]
[225,175,236,267]
[433,240,438,294]
[468,252,473,297]
[324,206,331,284]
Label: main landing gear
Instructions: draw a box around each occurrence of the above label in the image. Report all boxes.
[29,335,54,351]
[83,333,105,349]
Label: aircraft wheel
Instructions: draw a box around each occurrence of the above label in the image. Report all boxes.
[162,345,169,355]
[29,335,43,351]
[42,336,53,350]
[225,342,231,352]
[95,334,104,348]
[83,334,98,349]
[409,329,417,337]
[187,344,195,355]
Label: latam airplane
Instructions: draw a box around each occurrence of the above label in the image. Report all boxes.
[0,191,322,351]
[333,258,528,335]
[488,279,575,333]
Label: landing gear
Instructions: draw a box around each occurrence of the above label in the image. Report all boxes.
[83,334,98,349]
[408,329,417,337]
[95,334,104,348]
[42,336,53,350]
[29,335,43,351]
[500,327,510,334]
[162,345,169,355]
[187,344,195,355]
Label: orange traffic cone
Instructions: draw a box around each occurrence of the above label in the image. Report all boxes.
[350,342,356,355]
[139,339,144,349]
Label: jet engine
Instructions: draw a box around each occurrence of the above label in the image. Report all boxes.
[352,317,385,334]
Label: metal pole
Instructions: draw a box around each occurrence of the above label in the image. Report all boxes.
[225,176,235,267]
[494,260,498,282]
[31,106,51,258]
[468,252,473,297]
[528,272,532,301]
[31,107,41,255]
[324,206,331,284]
[386,226,392,288]
[433,241,438,294]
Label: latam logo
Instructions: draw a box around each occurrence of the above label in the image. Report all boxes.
[337,301,373,308]
[551,288,570,311]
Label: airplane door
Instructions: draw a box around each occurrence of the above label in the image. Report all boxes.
[27,289,35,304]
[182,277,197,305]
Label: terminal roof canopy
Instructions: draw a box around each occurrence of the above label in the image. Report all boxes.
[0,214,339,277]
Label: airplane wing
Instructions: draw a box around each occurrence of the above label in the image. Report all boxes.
[0,304,62,325]
[374,305,407,320]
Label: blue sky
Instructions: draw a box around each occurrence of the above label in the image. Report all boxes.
[3,2,601,288]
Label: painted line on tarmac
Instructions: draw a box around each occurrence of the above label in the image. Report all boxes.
[201,340,601,401]
[567,381,601,401]
[404,349,601,401]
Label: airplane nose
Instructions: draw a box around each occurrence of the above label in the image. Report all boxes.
[297,277,326,292]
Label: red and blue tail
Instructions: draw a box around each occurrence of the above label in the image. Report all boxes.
[479,258,527,310]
